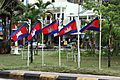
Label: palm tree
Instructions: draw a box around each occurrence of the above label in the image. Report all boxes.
[0,0,21,54]
[18,0,51,23]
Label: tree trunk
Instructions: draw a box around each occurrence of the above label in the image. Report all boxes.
[108,22,112,67]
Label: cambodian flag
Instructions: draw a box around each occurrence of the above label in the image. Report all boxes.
[27,20,41,42]
[10,23,29,42]
[58,19,77,36]
[42,20,58,35]
[80,17,100,32]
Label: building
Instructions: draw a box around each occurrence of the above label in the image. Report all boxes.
[19,0,97,48]
[42,0,96,46]
[45,0,96,24]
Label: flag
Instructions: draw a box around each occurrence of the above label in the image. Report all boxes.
[42,20,58,35]
[58,19,77,36]
[27,20,41,42]
[10,23,29,42]
[80,17,100,32]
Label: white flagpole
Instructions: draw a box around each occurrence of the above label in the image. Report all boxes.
[58,34,61,66]
[58,6,62,66]
[27,19,31,67]
[37,19,44,66]
[77,26,80,68]
[77,2,81,68]
[99,0,102,70]
[39,18,44,66]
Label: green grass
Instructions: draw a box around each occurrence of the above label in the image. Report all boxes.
[0,49,120,76]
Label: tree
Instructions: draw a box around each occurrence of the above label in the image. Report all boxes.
[101,0,120,67]
[83,0,120,67]
[0,0,19,54]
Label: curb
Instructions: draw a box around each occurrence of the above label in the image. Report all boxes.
[0,71,103,80]
[9,71,25,79]
[0,71,10,78]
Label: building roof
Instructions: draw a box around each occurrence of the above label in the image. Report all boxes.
[46,1,95,17]
[79,10,96,16]
[47,1,79,16]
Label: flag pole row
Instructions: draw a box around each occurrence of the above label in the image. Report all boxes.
[10,17,100,68]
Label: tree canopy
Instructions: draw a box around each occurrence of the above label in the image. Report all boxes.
[12,0,51,25]
[82,0,120,60]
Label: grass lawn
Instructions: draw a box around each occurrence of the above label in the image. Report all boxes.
[0,49,120,76]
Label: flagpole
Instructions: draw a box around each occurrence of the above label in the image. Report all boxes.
[77,1,81,68]
[26,0,30,67]
[58,6,62,66]
[99,0,102,70]
[77,31,80,68]
[27,19,31,67]
[58,34,61,66]
[39,18,44,66]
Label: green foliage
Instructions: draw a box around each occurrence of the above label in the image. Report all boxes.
[101,4,120,26]
[12,0,51,25]
[83,0,120,55]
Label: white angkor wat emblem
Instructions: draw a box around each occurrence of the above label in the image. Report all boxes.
[16,31,22,38]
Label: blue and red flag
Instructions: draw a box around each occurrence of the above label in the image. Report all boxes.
[80,17,100,32]
[42,20,58,35]
[58,19,77,36]
[10,23,29,42]
[27,20,41,42]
